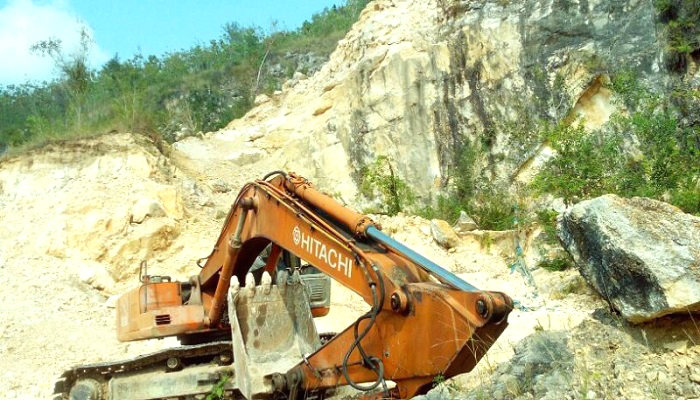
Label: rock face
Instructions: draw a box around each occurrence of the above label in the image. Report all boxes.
[558,195,700,323]
[0,134,191,282]
[174,0,696,208]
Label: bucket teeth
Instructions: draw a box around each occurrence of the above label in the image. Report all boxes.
[245,273,256,297]
[245,272,255,288]
[277,270,288,287]
[231,277,241,294]
[261,271,272,294]
[227,276,241,303]
[291,269,301,284]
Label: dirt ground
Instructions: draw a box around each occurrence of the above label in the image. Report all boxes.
[0,134,697,399]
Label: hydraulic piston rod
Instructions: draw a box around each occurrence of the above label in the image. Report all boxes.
[366,226,479,292]
[282,172,477,291]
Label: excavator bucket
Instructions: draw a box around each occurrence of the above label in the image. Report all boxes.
[228,269,322,399]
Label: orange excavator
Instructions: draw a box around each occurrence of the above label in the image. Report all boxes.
[55,171,512,400]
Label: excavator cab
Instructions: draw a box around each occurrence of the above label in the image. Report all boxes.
[249,245,332,318]
[115,247,331,344]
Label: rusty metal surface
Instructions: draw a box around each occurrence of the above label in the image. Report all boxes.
[283,173,379,237]
[297,287,511,398]
[110,172,513,399]
[116,281,207,342]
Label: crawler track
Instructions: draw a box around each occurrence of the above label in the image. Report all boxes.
[53,341,233,400]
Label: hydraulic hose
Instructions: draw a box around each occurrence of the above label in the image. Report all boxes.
[208,197,256,327]
[262,170,287,181]
[341,266,388,393]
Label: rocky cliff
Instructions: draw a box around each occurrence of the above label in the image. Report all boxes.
[175,0,698,207]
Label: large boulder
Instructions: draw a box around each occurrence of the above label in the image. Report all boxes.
[558,195,700,323]
[430,219,460,249]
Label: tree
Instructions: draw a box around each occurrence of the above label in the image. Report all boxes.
[30,27,94,129]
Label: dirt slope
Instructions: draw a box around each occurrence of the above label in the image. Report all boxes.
[0,135,211,398]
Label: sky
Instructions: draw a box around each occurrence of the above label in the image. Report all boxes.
[0,0,343,86]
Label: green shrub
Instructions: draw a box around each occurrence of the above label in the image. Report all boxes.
[418,139,523,231]
[654,0,674,13]
[420,187,520,231]
[532,71,700,215]
[532,122,621,202]
[470,192,519,231]
[654,0,700,71]
[536,209,559,245]
[609,69,650,108]
[360,156,416,216]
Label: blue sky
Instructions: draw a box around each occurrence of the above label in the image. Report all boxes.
[0,0,343,85]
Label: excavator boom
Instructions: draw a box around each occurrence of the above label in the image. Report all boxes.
[58,172,512,400]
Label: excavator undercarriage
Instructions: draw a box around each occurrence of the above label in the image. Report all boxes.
[54,171,512,400]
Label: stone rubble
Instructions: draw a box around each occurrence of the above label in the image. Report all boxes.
[430,219,460,249]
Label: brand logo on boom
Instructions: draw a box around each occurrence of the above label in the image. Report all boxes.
[292,226,301,245]
[291,225,352,278]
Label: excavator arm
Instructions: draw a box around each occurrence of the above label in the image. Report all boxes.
[113,171,512,399]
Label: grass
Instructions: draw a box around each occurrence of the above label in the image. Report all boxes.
[205,374,231,400]
[538,258,572,272]
[431,373,467,399]
[419,191,520,231]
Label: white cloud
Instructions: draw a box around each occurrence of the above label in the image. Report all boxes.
[0,0,108,86]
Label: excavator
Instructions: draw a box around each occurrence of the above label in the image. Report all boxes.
[54,171,513,399]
